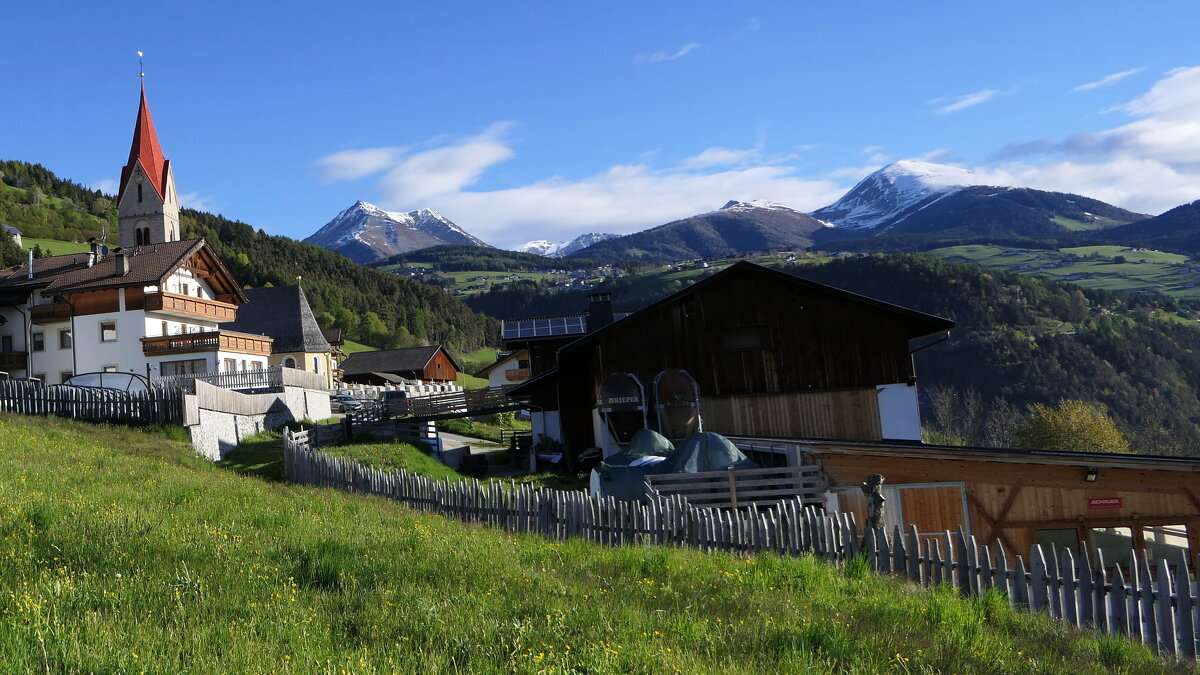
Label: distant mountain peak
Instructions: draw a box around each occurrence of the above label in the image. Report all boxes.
[305,200,489,264]
[513,232,620,258]
[719,199,798,212]
[812,161,995,230]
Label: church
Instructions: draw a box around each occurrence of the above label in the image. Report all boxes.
[0,84,270,382]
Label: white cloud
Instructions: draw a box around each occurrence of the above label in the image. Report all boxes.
[179,191,217,212]
[981,66,1200,213]
[636,42,700,64]
[679,146,760,169]
[315,130,846,248]
[1072,67,1143,92]
[934,89,1000,114]
[315,147,407,182]
[88,178,118,196]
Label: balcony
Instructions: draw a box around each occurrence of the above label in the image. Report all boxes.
[144,291,237,322]
[30,303,71,324]
[0,351,26,371]
[141,330,272,357]
[504,367,531,381]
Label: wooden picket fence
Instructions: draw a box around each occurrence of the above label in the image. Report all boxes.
[0,379,184,425]
[282,429,859,558]
[865,525,1200,658]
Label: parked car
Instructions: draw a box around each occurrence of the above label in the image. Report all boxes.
[330,394,363,413]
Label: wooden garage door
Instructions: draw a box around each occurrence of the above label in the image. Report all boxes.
[833,482,970,539]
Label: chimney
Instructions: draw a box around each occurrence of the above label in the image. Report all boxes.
[26,249,32,280]
[86,252,95,268]
[87,237,103,262]
[115,250,130,276]
[587,292,614,332]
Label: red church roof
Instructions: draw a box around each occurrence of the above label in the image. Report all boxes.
[118,85,170,201]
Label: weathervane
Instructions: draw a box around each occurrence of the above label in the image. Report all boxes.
[137,50,144,80]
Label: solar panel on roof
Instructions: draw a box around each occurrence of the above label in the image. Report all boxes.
[501,314,590,340]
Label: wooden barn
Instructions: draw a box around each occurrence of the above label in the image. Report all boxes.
[340,345,459,385]
[509,261,954,462]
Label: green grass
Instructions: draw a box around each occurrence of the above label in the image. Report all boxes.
[320,436,463,479]
[18,236,91,255]
[216,431,286,481]
[456,372,490,388]
[438,416,531,444]
[0,413,1186,673]
[339,339,377,354]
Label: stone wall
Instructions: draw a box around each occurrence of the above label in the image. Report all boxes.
[185,381,330,460]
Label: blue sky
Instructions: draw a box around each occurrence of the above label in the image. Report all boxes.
[6,1,1200,248]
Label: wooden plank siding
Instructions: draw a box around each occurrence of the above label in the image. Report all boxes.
[815,448,1200,565]
[702,389,883,440]
[71,289,120,315]
[422,349,459,382]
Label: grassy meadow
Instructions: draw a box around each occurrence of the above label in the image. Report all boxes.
[0,413,1187,673]
[932,244,1200,299]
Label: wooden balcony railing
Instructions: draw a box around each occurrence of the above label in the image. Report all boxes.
[141,330,272,357]
[29,303,71,324]
[504,367,531,381]
[0,351,26,371]
[144,291,238,322]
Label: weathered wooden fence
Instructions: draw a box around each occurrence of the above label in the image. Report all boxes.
[283,428,859,558]
[645,464,828,509]
[865,525,1199,658]
[404,386,523,420]
[0,379,184,425]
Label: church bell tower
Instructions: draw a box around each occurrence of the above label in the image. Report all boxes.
[117,84,180,248]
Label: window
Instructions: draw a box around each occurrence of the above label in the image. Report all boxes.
[58,329,72,349]
[161,321,168,336]
[282,356,296,369]
[1143,524,1190,562]
[31,333,44,352]
[137,183,143,203]
[722,325,771,351]
[251,361,263,371]
[99,321,117,342]
[59,371,73,384]
[223,358,236,372]
[313,356,320,373]
[1034,528,1079,554]
[240,360,247,371]
[102,365,118,373]
[160,359,206,376]
[0,335,11,352]
[1090,527,1134,567]
[32,373,45,384]
[181,283,190,297]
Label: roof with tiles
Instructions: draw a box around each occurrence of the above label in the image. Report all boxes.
[223,285,331,354]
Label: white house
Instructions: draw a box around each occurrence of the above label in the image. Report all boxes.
[473,349,530,388]
[0,84,269,382]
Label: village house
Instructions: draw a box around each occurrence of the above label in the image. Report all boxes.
[2,225,21,249]
[339,345,459,385]
[0,85,270,381]
[223,285,336,388]
[473,348,530,387]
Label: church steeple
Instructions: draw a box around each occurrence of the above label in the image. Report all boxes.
[118,83,180,248]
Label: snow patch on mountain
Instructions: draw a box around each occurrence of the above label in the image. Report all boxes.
[812,160,1000,230]
[513,232,620,257]
[304,200,488,263]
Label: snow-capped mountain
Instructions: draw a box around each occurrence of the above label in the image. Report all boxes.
[304,201,489,263]
[514,232,620,258]
[811,160,993,230]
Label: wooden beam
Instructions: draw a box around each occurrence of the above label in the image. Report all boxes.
[966,488,1020,554]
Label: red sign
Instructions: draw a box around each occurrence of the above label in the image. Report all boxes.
[1088,497,1123,510]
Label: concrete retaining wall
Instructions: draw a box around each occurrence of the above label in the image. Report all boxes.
[186,381,331,460]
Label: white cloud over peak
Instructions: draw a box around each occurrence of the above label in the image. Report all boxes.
[679,145,760,169]
[1072,67,1143,92]
[636,42,700,64]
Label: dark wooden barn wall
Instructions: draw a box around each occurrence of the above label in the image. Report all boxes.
[587,273,920,400]
[703,389,883,440]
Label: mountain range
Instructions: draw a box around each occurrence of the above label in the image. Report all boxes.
[513,232,620,257]
[303,201,489,264]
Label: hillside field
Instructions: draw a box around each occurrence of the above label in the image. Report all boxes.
[0,413,1179,673]
[932,244,1200,299]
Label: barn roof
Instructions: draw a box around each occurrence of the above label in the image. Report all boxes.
[559,260,954,355]
[340,345,460,376]
[223,285,330,353]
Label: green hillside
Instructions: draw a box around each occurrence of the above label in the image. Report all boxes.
[0,160,499,354]
[0,414,1172,673]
